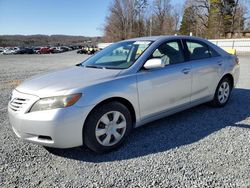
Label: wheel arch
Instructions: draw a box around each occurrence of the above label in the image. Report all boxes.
[210,73,234,107]
[83,97,137,131]
[221,73,234,89]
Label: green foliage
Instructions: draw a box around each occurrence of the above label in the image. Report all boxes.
[179,0,245,39]
[180,6,196,35]
[207,0,239,38]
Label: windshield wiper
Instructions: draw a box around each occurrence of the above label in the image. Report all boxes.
[76,63,82,66]
[85,65,104,69]
[104,67,123,70]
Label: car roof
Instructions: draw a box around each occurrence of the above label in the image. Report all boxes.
[125,35,229,55]
[125,35,208,42]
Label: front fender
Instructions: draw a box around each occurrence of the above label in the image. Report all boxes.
[76,74,140,122]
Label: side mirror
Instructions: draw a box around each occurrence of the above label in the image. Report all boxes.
[144,58,164,70]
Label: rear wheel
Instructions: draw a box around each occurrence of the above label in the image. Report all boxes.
[83,102,132,153]
[210,77,232,107]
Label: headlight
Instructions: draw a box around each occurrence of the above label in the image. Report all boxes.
[30,93,82,112]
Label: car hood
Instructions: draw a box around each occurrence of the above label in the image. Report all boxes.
[16,66,121,97]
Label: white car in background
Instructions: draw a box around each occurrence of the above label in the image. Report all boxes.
[3,47,19,55]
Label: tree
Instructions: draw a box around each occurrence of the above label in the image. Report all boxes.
[245,16,250,30]
[206,0,247,38]
[103,0,248,41]
[207,0,223,38]
[103,0,148,42]
[134,0,148,36]
[179,5,197,35]
[151,0,174,35]
[172,5,182,33]
[103,0,179,41]
[193,0,210,29]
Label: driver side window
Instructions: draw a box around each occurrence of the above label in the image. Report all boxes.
[151,41,184,66]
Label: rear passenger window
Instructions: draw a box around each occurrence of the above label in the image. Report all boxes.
[209,46,220,57]
[151,41,184,66]
[186,41,210,60]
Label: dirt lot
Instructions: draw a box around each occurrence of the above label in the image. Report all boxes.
[0,52,250,187]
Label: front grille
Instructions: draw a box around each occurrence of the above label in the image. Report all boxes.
[9,90,39,113]
[10,98,30,112]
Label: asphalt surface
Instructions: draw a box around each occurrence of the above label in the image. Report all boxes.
[0,52,250,187]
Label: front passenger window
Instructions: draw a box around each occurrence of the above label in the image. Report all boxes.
[151,41,184,66]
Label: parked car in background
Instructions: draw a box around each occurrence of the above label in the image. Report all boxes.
[0,45,80,55]
[2,47,19,55]
[37,47,53,54]
[49,47,63,53]
[8,36,240,153]
[76,48,85,54]
[77,46,98,54]
[14,48,34,54]
[69,45,80,50]
[0,47,4,54]
[33,47,42,54]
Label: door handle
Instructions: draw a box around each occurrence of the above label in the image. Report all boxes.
[217,60,223,66]
[182,68,190,74]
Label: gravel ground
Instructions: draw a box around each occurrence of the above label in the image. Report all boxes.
[0,52,250,187]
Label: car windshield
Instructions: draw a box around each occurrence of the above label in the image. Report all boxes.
[79,41,152,69]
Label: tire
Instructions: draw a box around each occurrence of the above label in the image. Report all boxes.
[210,77,232,107]
[83,102,132,153]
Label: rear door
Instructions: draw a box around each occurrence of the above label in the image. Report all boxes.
[183,39,222,102]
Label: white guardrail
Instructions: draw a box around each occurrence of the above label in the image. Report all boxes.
[209,38,250,54]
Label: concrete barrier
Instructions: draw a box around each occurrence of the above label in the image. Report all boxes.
[209,38,250,54]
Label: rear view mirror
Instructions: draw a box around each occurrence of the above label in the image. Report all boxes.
[123,45,131,50]
[144,58,164,69]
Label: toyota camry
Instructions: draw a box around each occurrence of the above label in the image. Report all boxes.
[8,36,240,153]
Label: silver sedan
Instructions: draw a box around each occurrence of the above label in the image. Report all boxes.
[8,36,240,152]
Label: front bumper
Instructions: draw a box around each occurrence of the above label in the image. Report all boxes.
[8,101,94,148]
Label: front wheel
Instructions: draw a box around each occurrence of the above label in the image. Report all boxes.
[210,77,232,107]
[83,102,132,153]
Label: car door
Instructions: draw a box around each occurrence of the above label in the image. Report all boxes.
[183,39,222,102]
[136,40,192,120]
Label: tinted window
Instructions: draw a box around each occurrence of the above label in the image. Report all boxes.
[209,46,220,57]
[186,41,210,60]
[151,41,184,66]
